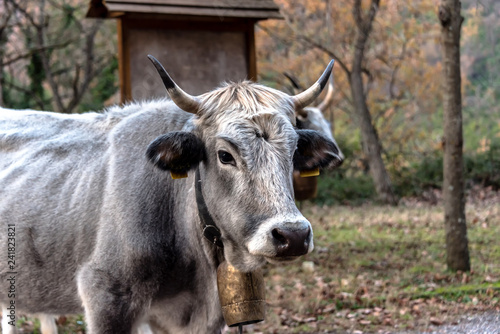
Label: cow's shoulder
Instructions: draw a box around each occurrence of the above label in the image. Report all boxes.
[0,100,190,151]
[106,99,194,144]
[0,108,107,150]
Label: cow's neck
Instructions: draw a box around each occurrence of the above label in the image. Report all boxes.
[194,167,225,268]
[195,168,223,248]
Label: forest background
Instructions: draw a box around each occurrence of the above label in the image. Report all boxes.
[257,0,499,204]
[0,0,498,204]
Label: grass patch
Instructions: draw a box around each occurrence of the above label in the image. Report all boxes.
[405,282,500,300]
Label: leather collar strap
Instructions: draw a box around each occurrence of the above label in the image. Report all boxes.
[195,168,223,248]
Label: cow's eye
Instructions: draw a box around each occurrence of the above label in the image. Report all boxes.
[218,150,235,166]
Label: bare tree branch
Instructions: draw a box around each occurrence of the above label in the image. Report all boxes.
[280,8,352,76]
[5,0,39,28]
[298,34,352,77]
[3,79,46,109]
[66,20,103,113]
[2,0,114,111]
[35,8,66,112]
[353,0,380,33]
[1,40,75,66]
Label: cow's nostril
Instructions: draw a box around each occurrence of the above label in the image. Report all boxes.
[272,227,310,257]
[272,228,288,246]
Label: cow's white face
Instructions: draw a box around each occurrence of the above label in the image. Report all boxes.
[146,56,343,272]
[298,107,333,141]
[196,100,313,271]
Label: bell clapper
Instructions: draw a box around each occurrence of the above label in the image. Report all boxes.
[239,324,243,334]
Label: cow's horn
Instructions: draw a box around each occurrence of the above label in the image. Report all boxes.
[147,55,201,114]
[292,60,335,110]
[317,74,335,113]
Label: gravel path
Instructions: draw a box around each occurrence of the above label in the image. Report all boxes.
[402,311,500,334]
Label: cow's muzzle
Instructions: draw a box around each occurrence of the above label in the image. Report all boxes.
[272,226,311,257]
[247,216,314,261]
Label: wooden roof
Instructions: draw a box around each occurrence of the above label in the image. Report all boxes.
[86,0,282,20]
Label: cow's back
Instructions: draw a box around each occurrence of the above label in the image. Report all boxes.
[0,108,116,312]
[0,103,190,314]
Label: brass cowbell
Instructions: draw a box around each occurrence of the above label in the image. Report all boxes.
[216,261,266,327]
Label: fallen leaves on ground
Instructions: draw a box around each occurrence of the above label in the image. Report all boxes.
[247,188,500,333]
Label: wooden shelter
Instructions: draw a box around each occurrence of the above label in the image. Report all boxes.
[86,0,281,102]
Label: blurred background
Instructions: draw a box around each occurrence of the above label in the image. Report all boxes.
[1,0,498,204]
[1,0,499,333]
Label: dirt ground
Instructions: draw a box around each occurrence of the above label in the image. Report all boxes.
[243,187,500,334]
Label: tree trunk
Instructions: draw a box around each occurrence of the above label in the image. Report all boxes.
[350,72,396,205]
[351,0,397,205]
[438,0,470,271]
[0,70,3,107]
[0,7,8,108]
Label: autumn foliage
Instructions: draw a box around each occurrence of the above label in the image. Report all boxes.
[1,0,499,198]
[256,0,500,199]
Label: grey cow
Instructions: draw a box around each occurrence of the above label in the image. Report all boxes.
[0,57,343,333]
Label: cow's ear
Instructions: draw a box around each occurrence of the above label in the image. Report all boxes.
[293,129,344,171]
[146,132,205,174]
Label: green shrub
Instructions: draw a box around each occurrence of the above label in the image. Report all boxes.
[314,171,376,205]
[465,139,500,189]
[313,139,499,204]
[392,152,443,198]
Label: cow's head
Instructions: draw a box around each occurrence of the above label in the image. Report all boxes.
[146,56,343,272]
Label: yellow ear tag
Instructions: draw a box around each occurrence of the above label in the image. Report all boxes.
[300,168,320,178]
[170,171,188,179]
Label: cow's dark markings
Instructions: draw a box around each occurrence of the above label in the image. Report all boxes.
[293,129,343,170]
[180,304,194,327]
[26,227,44,268]
[146,132,205,173]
